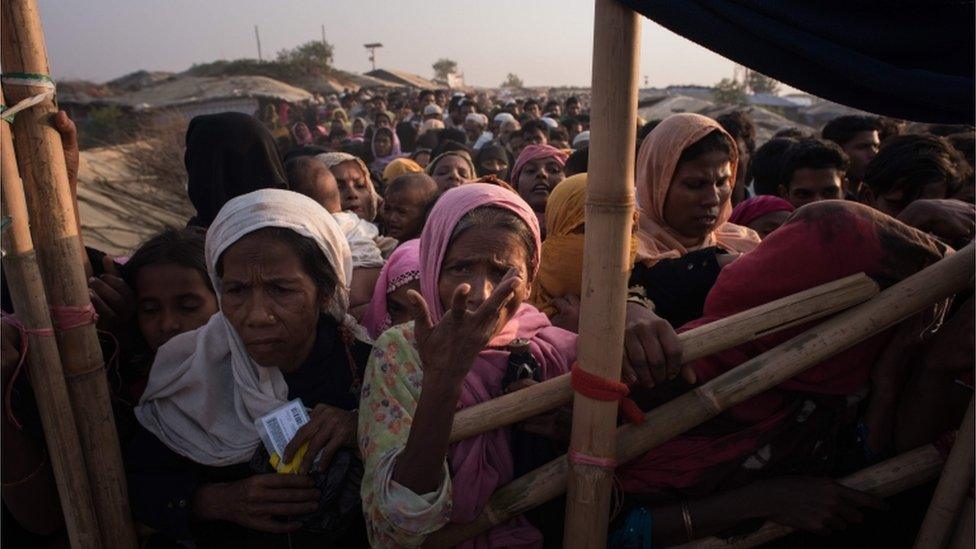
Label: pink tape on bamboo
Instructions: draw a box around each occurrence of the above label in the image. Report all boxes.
[568,449,618,469]
[1,311,54,429]
[1,304,98,429]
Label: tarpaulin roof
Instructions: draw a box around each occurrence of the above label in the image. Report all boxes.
[619,0,975,124]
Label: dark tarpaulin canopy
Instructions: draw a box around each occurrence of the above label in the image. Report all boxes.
[618,0,975,124]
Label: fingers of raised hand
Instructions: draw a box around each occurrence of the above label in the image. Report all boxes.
[475,270,521,322]
[449,284,472,320]
[406,289,434,332]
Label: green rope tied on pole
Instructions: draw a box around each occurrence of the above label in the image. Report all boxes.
[0,72,57,122]
[1,72,56,90]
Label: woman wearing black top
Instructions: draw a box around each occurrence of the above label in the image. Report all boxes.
[128,189,370,547]
[628,113,762,329]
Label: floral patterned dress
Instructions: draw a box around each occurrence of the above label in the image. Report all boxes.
[358,323,454,548]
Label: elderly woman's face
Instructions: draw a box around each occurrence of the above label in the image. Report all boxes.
[664,150,733,240]
[517,158,565,213]
[219,230,326,372]
[439,225,531,335]
[431,156,473,192]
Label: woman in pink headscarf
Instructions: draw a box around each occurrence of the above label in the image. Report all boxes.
[510,144,569,236]
[361,239,421,339]
[358,184,577,548]
[626,113,761,329]
[291,122,314,146]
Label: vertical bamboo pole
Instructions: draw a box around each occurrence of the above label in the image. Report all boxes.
[563,1,641,546]
[914,397,975,549]
[1,1,137,546]
[2,89,102,549]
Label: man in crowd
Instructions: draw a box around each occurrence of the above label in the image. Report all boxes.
[822,115,881,195]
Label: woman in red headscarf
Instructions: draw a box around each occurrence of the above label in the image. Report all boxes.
[609,200,947,546]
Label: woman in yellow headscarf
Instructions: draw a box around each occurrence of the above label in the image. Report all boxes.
[381,157,423,183]
[530,173,636,330]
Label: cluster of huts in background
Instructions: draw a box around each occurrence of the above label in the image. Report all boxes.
[59,65,872,255]
[58,66,870,150]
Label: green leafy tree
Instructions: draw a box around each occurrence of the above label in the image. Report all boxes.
[276,40,334,75]
[713,78,748,106]
[746,70,781,95]
[432,58,458,81]
[501,73,524,88]
[189,39,334,82]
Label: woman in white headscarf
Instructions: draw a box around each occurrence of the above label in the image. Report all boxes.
[128,189,371,547]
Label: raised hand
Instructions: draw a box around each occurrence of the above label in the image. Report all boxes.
[406,268,523,383]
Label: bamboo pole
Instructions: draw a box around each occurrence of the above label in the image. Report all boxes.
[2,89,102,548]
[450,273,878,442]
[1,1,137,546]
[948,496,974,549]
[672,444,946,549]
[562,0,642,546]
[425,243,974,547]
[914,397,975,549]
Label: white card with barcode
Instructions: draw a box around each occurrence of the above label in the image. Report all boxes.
[256,399,309,458]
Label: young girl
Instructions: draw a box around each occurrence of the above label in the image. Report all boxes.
[122,228,219,355]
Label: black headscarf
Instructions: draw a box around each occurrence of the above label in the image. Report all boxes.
[474,142,512,180]
[185,112,288,227]
[394,121,416,153]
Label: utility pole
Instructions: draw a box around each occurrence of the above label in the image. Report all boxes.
[364,42,383,71]
[255,25,263,61]
[321,25,326,45]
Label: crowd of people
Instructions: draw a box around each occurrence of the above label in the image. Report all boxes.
[1,85,974,548]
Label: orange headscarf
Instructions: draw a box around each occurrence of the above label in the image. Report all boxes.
[529,174,637,316]
[635,113,760,266]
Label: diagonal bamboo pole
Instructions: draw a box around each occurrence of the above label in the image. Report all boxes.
[914,397,975,549]
[450,273,878,442]
[2,89,102,548]
[672,444,946,548]
[425,243,974,547]
[948,495,974,549]
[562,0,641,545]
[1,1,137,546]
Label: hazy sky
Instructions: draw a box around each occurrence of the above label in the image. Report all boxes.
[39,0,743,88]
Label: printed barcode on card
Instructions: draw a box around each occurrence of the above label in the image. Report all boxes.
[291,406,304,426]
[265,417,288,454]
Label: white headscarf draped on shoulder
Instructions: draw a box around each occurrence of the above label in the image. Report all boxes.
[135,189,364,466]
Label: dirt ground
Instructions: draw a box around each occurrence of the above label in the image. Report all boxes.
[76,144,192,257]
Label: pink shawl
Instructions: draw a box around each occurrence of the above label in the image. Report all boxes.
[635,113,761,266]
[419,183,577,548]
[361,240,421,339]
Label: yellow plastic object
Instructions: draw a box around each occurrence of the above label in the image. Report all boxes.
[269,442,309,474]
